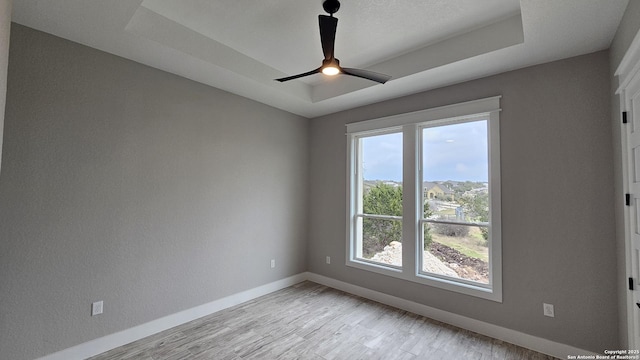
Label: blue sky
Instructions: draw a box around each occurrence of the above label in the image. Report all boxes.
[361,120,488,182]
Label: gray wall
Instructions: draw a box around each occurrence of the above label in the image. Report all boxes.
[0,0,11,173]
[309,50,616,353]
[1,8,629,359]
[610,0,640,349]
[0,24,309,360]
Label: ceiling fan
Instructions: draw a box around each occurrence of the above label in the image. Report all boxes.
[275,0,391,84]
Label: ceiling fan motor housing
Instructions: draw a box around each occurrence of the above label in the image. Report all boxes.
[323,0,340,15]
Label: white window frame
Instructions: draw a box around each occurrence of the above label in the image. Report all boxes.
[351,128,404,272]
[346,96,502,302]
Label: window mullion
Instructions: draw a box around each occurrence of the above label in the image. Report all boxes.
[487,110,502,299]
[402,124,419,277]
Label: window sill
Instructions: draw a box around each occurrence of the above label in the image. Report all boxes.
[346,259,502,302]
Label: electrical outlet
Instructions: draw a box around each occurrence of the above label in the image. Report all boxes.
[270,259,275,268]
[326,256,331,264]
[92,301,103,316]
[543,303,554,317]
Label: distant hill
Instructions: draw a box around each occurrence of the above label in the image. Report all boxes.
[362,180,487,198]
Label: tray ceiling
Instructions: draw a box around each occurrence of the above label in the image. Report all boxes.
[11,0,629,118]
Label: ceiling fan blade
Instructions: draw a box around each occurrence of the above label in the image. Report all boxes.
[341,67,392,84]
[319,15,338,60]
[275,67,322,82]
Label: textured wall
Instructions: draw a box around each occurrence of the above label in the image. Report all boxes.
[309,51,616,353]
[0,24,309,360]
[610,0,640,349]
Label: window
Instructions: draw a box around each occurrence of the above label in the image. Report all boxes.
[354,131,403,268]
[347,97,502,301]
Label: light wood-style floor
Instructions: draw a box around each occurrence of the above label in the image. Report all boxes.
[89,281,558,360]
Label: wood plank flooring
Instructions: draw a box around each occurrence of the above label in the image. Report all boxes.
[89,281,558,360]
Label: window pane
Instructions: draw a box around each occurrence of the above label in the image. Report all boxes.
[361,133,403,216]
[360,217,402,267]
[421,222,488,284]
[422,121,488,225]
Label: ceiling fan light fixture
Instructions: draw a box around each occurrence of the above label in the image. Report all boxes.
[321,58,340,76]
[322,66,340,76]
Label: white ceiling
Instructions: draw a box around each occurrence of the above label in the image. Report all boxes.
[11,0,629,118]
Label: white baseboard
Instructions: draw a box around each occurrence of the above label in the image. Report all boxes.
[37,273,307,360]
[306,272,596,359]
[38,271,595,360]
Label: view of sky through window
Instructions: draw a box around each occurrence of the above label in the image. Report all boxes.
[361,121,488,182]
[361,132,402,182]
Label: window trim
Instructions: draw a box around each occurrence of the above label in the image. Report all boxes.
[346,96,502,302]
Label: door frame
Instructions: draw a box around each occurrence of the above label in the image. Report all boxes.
[616,27,640,350]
